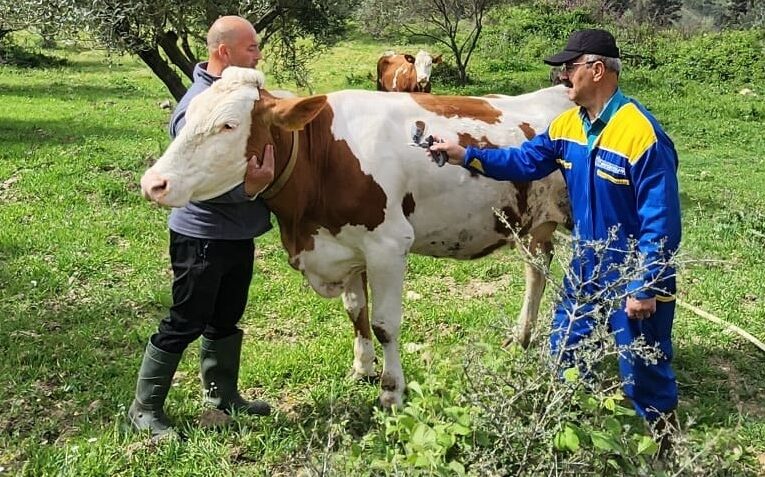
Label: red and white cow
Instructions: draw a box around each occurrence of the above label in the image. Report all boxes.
[377,50,442,92]
[141,67,572,408]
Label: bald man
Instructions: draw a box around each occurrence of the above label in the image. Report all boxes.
[128,16,274,438]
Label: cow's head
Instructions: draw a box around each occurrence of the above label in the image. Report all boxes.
[413,50,442,89]
[140,67,326,207]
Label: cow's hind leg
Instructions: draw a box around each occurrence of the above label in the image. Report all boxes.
[511,222,556,348]
[342,272,377,382]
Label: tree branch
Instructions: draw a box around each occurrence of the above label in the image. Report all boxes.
[157,30,194,80]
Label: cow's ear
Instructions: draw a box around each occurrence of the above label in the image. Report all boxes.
[404,54,415,64]
[269,95,327,131]
[433,54,443,64]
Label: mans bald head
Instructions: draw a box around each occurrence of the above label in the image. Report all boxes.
[205,15,262,75]
[207,15,257,52]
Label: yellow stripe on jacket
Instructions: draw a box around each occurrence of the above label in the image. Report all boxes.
[548,107,587,145]
[597,103,657,164]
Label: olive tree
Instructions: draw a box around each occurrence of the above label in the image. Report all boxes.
[2,0,357,99]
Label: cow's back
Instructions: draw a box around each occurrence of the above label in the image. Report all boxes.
[324,87,572,259]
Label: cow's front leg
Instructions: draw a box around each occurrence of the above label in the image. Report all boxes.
[342,272,377,382]
[366,238,410,408]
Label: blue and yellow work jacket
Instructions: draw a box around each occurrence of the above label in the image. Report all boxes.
[463,89,681,301]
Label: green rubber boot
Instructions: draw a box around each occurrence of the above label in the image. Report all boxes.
[127,341,182,437]
[200,330,271,416]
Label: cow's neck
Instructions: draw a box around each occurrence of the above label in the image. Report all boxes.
[263,110,332,261]
[263,103,387,265]
[260,130,299,200]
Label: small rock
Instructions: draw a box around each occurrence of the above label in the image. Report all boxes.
[159,100,172,109]
[739,88,756,96]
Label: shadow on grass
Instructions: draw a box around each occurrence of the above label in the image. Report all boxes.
[0,80,162,101]
[0,298,163,442]
[674,339,765,426]
[0,116,165,149]
[679,191,723,214]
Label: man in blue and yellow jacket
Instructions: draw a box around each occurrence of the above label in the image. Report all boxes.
[431,29,681,428]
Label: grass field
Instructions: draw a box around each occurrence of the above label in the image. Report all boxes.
[1,25,764,476]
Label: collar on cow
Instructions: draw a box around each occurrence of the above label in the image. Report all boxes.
[261,130,298,200]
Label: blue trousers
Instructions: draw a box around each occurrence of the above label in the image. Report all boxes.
[550,299,678,421]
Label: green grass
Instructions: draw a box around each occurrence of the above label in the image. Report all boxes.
[1,26,765,475]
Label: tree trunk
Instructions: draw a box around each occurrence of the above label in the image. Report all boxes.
[157,30,194,80]
[457,63,469,85]
[135,46,188,101]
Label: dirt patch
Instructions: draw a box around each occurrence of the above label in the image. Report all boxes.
[198,409,231,428]
[0,172,22,202]
[439,276,504,299]
[276,392,303,422]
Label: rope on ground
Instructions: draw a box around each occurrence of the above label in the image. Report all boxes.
[677,299,765,354]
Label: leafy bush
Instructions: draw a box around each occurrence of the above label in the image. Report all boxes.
[651,29,765,85]
[429,60,467,87]
[477,4,598,77]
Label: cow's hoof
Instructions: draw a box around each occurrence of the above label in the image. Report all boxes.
[379,391,403,409]
[349,369,379,385]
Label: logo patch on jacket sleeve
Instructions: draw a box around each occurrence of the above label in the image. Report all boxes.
[468,158,485,173]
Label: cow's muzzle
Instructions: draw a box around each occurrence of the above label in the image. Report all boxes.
[140,169,170,203]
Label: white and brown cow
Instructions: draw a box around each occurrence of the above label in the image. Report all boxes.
[377,50,442,92]
[141,67,572,408]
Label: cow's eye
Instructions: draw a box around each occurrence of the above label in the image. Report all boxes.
[221,123,237,131]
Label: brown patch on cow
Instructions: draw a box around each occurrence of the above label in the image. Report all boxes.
[515,181,530,216]
[518,122,537,140]
[470,239,508,259]
[350,273,373,341]
[492,181,531,238]
[535,240,554,256]
[377,54,430,92]
[411,95,502,124]
[402,193,416,217]
[457,132,498,149]
[252,97,388,259]
[372,324,391,344]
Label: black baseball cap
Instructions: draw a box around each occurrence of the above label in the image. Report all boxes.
[544,29,620,66]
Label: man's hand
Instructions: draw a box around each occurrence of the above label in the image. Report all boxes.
[244,144,275,197]
[428,137,466,166]
[625,296,656,320]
